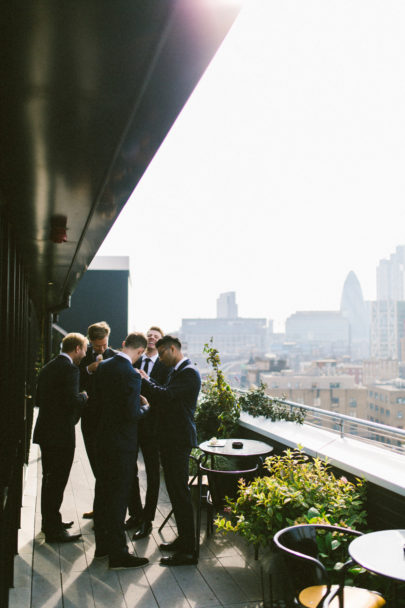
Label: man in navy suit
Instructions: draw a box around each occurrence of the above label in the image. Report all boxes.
[33,333,88,543]
[79,321,116,519]
[126,326,170,539]
[140,335,201,566]
[93,332,149,569]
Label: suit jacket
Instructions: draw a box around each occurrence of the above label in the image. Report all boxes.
[95,354,147,453]
[141,359,201,448]
[33,355,87,448]
[79,346,116,428]
[134,356,170,438]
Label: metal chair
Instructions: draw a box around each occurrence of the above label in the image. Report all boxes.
[196,461,259,557]
[273,524,386,608]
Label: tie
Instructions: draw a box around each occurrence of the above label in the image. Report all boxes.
[143,358,151,375]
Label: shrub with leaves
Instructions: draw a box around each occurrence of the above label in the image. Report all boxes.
[238,382,306,424]
[195,341,240,442]
[215,448,367,551]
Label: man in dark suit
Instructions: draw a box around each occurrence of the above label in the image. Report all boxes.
[140,335,201,566]
[126,326,170,539]
[93,332,149,570]
[33,333,88,543]
[79,321,116,519]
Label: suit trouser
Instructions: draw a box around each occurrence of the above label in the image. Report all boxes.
[94,447,137,559]
[127,431,160,522]
[160,443,195,554]
[39,443,74,533]
[81,415,98,478]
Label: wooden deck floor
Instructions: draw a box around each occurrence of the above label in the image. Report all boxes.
[9,427,264,608]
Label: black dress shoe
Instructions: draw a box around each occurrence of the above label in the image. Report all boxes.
[45,530,82,543]
[94,548,109,559]
[160,552,198,566]
[109,554,149,569]
[132,521,152,540]
[41,521,73,533]
[159,538,182,552]
[124,516,142,530]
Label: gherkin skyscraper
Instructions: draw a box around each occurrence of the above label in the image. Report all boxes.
[340,271,369,358]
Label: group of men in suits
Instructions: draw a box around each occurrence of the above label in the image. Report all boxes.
[33,321,201,569]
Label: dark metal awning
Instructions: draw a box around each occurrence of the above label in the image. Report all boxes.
[0,0,240,313]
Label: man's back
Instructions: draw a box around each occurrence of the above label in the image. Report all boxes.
[34,355,85,447]
[95,355,144,452]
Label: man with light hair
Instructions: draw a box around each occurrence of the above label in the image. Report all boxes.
[33,332,88,543]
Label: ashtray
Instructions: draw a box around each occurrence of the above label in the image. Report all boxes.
[232,441,243,449]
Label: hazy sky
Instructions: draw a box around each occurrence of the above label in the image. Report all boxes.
[98,0,405,333]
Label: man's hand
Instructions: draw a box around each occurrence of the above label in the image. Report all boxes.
[140,394,150,414]
[138,368,149,381]
[87,355,103,374]
[81,391,88,401]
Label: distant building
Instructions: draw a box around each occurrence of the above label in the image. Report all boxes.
[371,246,405,361]
[340,270,369,358]
[370,300,405,360]
[260,371,367,419]
[362,359,399,385]
[216,291,238,318]
[377,245,405,301]
[59,256,130,349]
[366,379,405,429]
[180,317,267,357]
[285,311,350,357]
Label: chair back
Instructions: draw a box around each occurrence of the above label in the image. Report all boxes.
[199,463,259,510]
[274,524,327,592]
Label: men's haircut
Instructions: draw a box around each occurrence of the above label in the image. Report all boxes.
[62,333,87,353]
[149,325,164,337]
[156,335,181,350]
[125,332,147,349]
[88,321,111,341]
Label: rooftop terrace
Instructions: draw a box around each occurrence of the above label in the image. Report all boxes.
[9,427,263,608]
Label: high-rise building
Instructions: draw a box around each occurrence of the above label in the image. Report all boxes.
[377,245,405,301]
[216,291,238,318]
[371,245,405,360]
[340,270,369,358]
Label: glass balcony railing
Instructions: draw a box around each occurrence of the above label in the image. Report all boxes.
[235,389,405,456]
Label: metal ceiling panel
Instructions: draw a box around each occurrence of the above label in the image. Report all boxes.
[0,0,241,313]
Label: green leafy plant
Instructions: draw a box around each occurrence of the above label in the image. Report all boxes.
[215,448,367,555]
[238,382,306,424]
[195,340,240,442]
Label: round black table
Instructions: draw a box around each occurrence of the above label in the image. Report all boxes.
[199,438,273,460]
[349,529,405,582]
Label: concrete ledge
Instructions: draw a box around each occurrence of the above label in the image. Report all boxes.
[240,412,405,497]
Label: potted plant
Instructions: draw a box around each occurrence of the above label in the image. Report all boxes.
[215,447,366,545]
[215,448,367,605]
[238,382,306,424]
[195,340,240,443]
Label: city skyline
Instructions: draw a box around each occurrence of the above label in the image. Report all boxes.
[98,0,405,334]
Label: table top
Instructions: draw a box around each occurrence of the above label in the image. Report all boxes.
[198,438,273,458]
[349,529,405,582]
